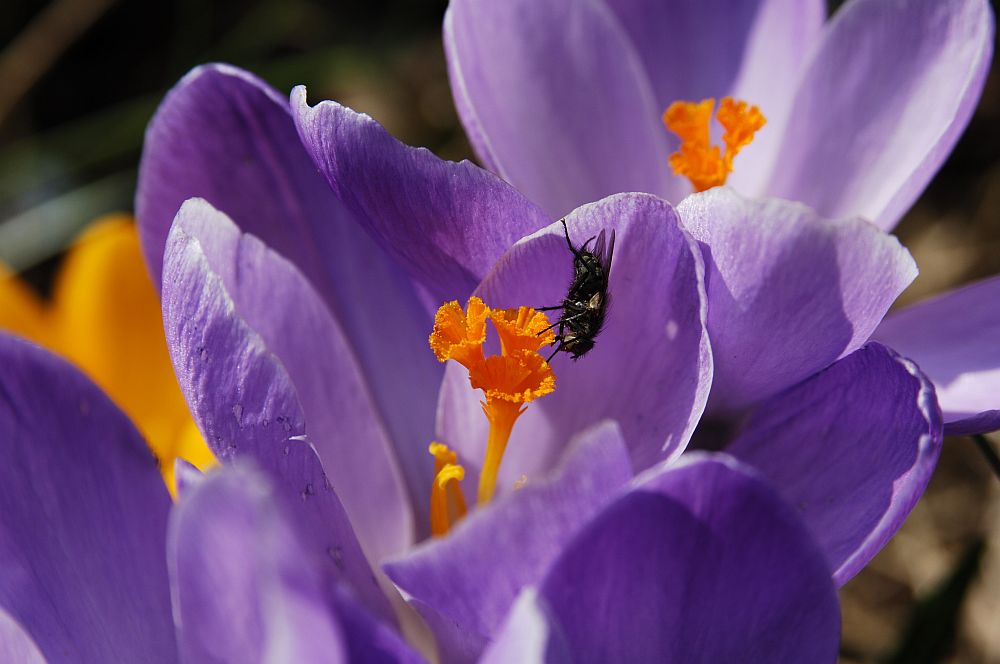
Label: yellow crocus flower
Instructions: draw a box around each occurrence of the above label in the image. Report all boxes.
[0,214,214,494]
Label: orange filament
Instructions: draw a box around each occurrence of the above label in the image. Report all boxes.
[429,443,467,537]
[469,351,555,504]
[428,299,557,524]
[662,97,766,192]
[476,399,521,506]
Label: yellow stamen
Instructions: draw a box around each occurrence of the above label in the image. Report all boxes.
[429,441,458,472]
[429,297,489,370]
[662,97,766,192]
[469,351,555,504]
[490,306,556,355]
[429,445,467,537]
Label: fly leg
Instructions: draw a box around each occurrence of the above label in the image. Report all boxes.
[538,310,586,335]
[546,341,564,362]
[560,219,595,258]
[560,218,577,255]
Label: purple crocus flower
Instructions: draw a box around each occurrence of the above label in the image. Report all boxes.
[444,0,993,227]
[0,61,919,661]
[0,332,840,662]
[443,0,1000,436]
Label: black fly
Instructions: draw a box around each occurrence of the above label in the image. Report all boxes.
[538,219,615,361]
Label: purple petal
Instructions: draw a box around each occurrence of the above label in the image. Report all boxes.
[724,0,827,194]
[384,422,632,660]
[0,610,45,664]
[329,590,427,664]
[534,454,840,663]
[443,0,678,219]
[941,411,1000,437]
[479,590,570,664]
[678,188,916,413]
[766,0,994,230]
[290,86,550,301]
[0,334,176,663]
[164,198,412,560]
[161,203,395,622]
[727,343,943,586]
[138,63,323,288]
[604,0,825,194]
[602,0,822,111]
[172,464,424,663]
[137,63,441,531]
[439,193,711,485]
[170,464,348,662]
[173,458,204,498]
[874,275,1000,435]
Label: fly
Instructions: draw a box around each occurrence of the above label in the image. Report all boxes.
[539,219,615,361]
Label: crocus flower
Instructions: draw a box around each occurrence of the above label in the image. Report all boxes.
[443,0,999,435]
[0,215,214,491]
[443,0,993,227]
[0,332,842,662]
[79,63,945,661]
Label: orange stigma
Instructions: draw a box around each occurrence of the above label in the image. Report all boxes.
[490,306,556,355]
[428,298,557,524]
[662,97,765,192]
[429,297,489,370]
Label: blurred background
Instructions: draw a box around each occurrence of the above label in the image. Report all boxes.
[0,0,997,661]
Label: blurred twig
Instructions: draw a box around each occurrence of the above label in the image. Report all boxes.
[0,95,157,205]
[0,43,377,271]
[0,171,133,271]
[0,0,118,126]
[972,434,1000,482]
[0,45,363,209]
[0,0,443,274]
[883,538,986,664]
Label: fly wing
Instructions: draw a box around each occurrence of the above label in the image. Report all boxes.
[598,228,616,277]
[593,228,606,261]
[594,228,614,331]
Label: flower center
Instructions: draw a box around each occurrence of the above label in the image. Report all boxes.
[662,97,766,192]
[427,298,557,536]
